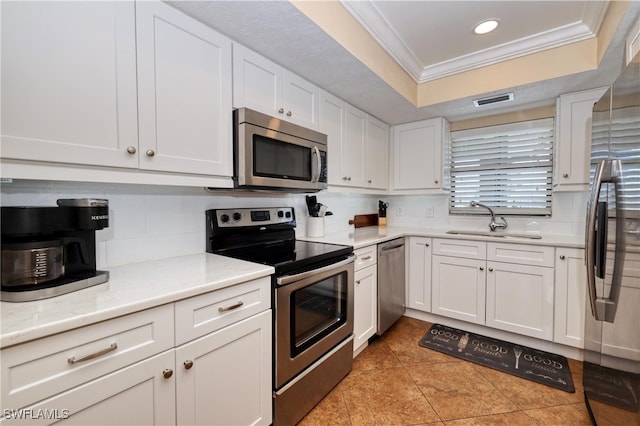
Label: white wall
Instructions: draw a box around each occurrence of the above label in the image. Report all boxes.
[0,180,378,268]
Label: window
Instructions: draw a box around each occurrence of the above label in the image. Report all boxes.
[449,118,554,216]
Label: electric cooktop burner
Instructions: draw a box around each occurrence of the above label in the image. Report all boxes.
[205,207,353,276]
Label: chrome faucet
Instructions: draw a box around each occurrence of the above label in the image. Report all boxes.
[470,201,508,232]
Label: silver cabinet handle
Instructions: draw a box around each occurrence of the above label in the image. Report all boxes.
[563,173,569,178]
[356,280,361,285]
[146,149,155,157]
[435,180,439,184]
[68,343,117,364]
[126,146,137,155]
[488,267,494,272]
[425,243,430,247]
[163,369,173,379]
[479,267,484,271]
[278,108,284,114]
[184,360,194,370]
[286,111,292,117]
[360,256,372,261]
[218,301,243,312]
[368,180,372,184]
[560,255,566,260]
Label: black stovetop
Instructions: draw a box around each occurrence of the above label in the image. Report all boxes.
[205,207,352,276]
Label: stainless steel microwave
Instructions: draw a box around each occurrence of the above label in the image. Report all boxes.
[233,108,328,192]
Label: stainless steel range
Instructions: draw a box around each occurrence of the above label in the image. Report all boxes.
[206,207,354,425]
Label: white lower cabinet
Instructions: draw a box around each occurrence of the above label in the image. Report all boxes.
[554,248,587,347]
[486,261,554,340]
[432,255,486,324]
[175,311,272,426]
[0,278,272,425]
[430,239,555,340]
[353,245,378,353]
[407,237,432,312]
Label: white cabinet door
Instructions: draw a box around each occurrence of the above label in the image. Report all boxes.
[342,104,367,187]
[232,44,282,116]
[365,115,389,190]
[554,86,608,191]
[175,311,272,426]
[1,1,139,168]
[486,261,554,340]
[392,118,447,190]
[407,237,432,312]
[319,90,347,186]
[283,70,319,129]
[1,351,176,426]
[136,1,232,176]
[554,248,586,348]
[354,265,378,351]
[432,255,486,324]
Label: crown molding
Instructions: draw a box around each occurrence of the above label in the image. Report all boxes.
[340,0,610,84]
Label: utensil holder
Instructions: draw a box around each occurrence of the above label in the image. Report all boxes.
[307,217,325,237]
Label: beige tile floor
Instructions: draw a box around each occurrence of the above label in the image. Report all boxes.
[300,316,592,425]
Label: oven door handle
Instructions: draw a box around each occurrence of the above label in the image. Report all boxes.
[276,255,355,286]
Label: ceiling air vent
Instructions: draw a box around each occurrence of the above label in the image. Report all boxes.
[473,92,514,107]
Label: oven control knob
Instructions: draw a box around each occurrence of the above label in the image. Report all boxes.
[233,212,242,221]
[278,210,284,218]
[285,211,292,218]
[220,214,230,223]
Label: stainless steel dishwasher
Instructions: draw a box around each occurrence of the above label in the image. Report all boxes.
[377,238,406,335]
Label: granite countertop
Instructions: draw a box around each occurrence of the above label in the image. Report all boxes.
[0,253,274,348]
[300,226,584,250]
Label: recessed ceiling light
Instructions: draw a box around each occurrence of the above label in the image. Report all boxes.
[474,19,499,35]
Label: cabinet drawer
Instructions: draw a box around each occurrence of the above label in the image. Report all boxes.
[487,242,554,267]
[354,245,377,271]
[175,277,271,345]
[433,238,486,260]
[1,304,174,412]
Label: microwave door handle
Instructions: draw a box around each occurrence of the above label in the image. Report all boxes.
[586,160,605,320]
[311,146,321,183]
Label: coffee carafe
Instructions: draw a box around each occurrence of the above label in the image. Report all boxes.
[1,199,110,302]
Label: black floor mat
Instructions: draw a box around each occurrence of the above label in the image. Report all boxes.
[419,323,575,393]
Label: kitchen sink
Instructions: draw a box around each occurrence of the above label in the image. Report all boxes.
[446,230,542,239]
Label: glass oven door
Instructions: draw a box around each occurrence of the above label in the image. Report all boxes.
[274,256,354,388]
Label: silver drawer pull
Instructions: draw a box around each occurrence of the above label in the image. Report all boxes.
[218,301,244,312]
[68,343,118,364]
[360,256,372,261]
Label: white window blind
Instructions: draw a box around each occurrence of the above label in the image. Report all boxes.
[449,118,554,216]
[591,105,640,214]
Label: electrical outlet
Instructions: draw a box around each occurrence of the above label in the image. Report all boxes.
[425,206,434,218]
[396,206,405,216]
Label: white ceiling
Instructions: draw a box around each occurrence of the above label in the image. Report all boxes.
[170,1,640,125]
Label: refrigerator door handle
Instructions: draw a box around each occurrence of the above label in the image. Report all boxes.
[585,159,624,323]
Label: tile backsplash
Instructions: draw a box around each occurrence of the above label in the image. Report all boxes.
[0,180,378,267]
[1,180,587,268]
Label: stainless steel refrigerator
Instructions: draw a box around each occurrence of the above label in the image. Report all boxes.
[583,49,639,425]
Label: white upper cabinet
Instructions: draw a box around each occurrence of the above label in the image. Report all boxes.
[554,86,608,191]
[136,1,233,176]
[1,2,139,168]
[1,1,234,180]
[233,44,319,129]
[392,117,449,191]
[365,115,389,190]
[319,90,389,191]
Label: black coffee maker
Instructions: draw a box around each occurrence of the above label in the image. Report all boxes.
[1,199,110,302]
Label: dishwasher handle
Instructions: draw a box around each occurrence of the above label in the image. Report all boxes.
[379,243,404,255]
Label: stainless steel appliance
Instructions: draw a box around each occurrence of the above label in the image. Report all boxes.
[1,199,110,302]
[583,49,639,425]
[233,107,328,192]
[377,238,406,334]
[206,207,354,425]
